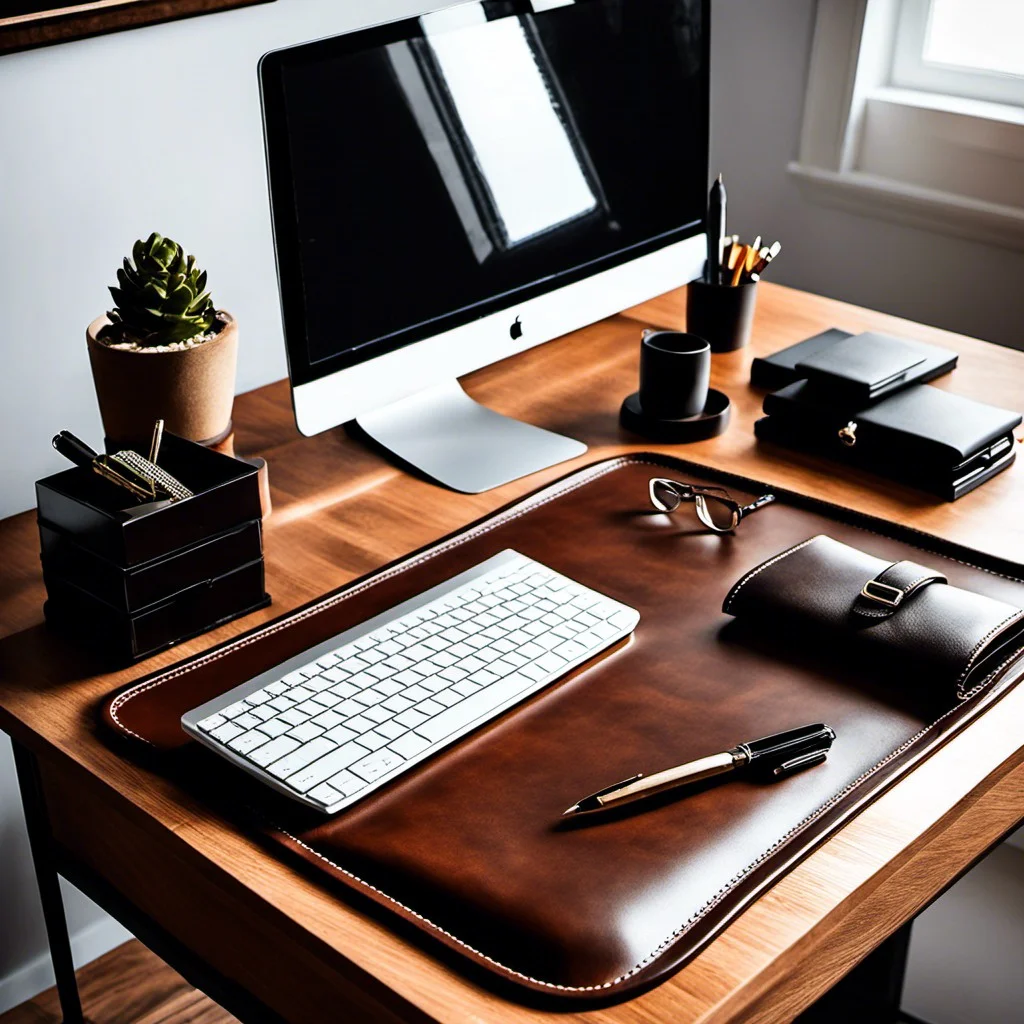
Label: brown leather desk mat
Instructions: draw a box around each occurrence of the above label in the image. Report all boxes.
[102,454,1024,1005]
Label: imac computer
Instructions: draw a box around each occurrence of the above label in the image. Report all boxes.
[260,0,709,492]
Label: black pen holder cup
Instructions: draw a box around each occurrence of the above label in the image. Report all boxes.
[638,330,710,420]
[686,280,758,353]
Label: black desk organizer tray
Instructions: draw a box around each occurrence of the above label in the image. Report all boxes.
[101,454,1024,1006]
[37,432,269,663]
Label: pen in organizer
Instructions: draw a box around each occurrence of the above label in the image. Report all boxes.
[725,237,781,286]
[706,173,727,284]
[562,723,835,818]
[51,423,193,502]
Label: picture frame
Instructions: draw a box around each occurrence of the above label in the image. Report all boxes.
[0,0,274,55]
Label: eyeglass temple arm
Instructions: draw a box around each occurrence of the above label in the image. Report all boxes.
[738,493,776,518]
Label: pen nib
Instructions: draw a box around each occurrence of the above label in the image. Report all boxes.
[562,804,579,817]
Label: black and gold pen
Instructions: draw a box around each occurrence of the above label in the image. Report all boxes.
[562,723,835,818]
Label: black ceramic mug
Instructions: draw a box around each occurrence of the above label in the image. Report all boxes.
[638,329,710,421]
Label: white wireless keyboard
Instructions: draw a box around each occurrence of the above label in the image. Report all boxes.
[182,550,639,813]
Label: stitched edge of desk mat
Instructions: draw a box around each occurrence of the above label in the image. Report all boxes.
[101,453,1024,1006]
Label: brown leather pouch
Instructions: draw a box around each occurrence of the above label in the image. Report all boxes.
[724,534,1024,699]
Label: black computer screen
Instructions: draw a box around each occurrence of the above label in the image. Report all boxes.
[261,0,708,386]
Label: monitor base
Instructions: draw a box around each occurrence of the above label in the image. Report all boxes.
[355,379,587,494]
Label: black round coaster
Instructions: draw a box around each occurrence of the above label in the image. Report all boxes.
[619,388,731,443]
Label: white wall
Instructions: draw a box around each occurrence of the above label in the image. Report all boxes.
[1,0,1022,1014]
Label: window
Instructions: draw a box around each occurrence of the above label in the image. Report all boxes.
[789,0,1024,250]
[891,0,1024,106]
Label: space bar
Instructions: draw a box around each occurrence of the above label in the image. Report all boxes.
[415,673,536,743]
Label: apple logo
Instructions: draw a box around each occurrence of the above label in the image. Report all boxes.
[509,316,523,341]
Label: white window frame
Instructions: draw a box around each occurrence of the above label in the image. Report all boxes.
[891,0,1024,108]
[789,0,1024,251]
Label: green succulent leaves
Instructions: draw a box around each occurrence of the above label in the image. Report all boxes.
[107,232,216,346]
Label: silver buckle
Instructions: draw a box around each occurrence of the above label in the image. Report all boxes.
[860,580,904,607]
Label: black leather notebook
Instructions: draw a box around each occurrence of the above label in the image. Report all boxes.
[751,329,958,395]
[758,383,1020,500]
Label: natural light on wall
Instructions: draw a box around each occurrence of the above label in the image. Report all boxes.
[789,0,1024,251]
[924,0,1024,77]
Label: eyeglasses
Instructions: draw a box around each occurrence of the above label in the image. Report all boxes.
[648,477,776,533]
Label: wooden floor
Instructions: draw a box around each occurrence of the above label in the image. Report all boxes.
[0,941,235,1024]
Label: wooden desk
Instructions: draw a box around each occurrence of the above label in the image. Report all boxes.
[2,282,1024,1024]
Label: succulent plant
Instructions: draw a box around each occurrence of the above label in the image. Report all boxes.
[107,232,217,346]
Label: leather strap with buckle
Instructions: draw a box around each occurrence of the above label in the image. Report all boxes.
[853,559,947,621]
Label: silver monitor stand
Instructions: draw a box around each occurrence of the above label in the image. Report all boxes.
[356,378,587,493]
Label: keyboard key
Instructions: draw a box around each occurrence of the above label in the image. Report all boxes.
[453,679,482,697]
[285,742,371,792]
[325,724,360,744]
[245,689,271,706]
[210,721,244,743]
[360,731,390,751]
[307,782,343,806]
[249,734,300,767]
[439,666,469,683]
[394,707,429,729]
[535,652,567,673]
[304,676,335,693]
[295,699,324,716]
[350,750,405,783]
[433,688,462,708]
[268,695,295,712]
[330,681,360,699]
[415,697,445,716]
[344,715,375,734]
[281,670,309,686]
[312,709,345,729]
[232,712,261,731]
[289,722,325,743]
[327,770,365,796]
[336,699,365,717]
[418,674,449,693]
[311,691,342,709]
[403,683,431,702]
[198,713,227,732]
[278,708,309,727]
[389,732,432,758]
[288,685,316,703]
[338,657,370,674]
[352,689,385,707]
[393,669,423,686]
[265,681,287,695]
[221,701,251,720]
[257,718,292,738]
[228,730,270,755]
[554,639,588,660]
[252,705,277,721]
[374,719,407,740]
[383,694,413,713]
[362,704,393,724]
[373,680,404,696]
[266,737,337,780]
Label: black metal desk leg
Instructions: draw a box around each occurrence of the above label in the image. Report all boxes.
[12,741,85,1024]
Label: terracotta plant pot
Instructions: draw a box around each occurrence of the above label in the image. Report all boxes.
[86,313,238,450]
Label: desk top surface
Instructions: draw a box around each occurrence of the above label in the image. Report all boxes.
[2,282,1024,1023]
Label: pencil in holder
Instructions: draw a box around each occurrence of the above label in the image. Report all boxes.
[686,280,758,353]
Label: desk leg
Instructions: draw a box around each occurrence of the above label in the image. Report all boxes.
[13,742,85,1024]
